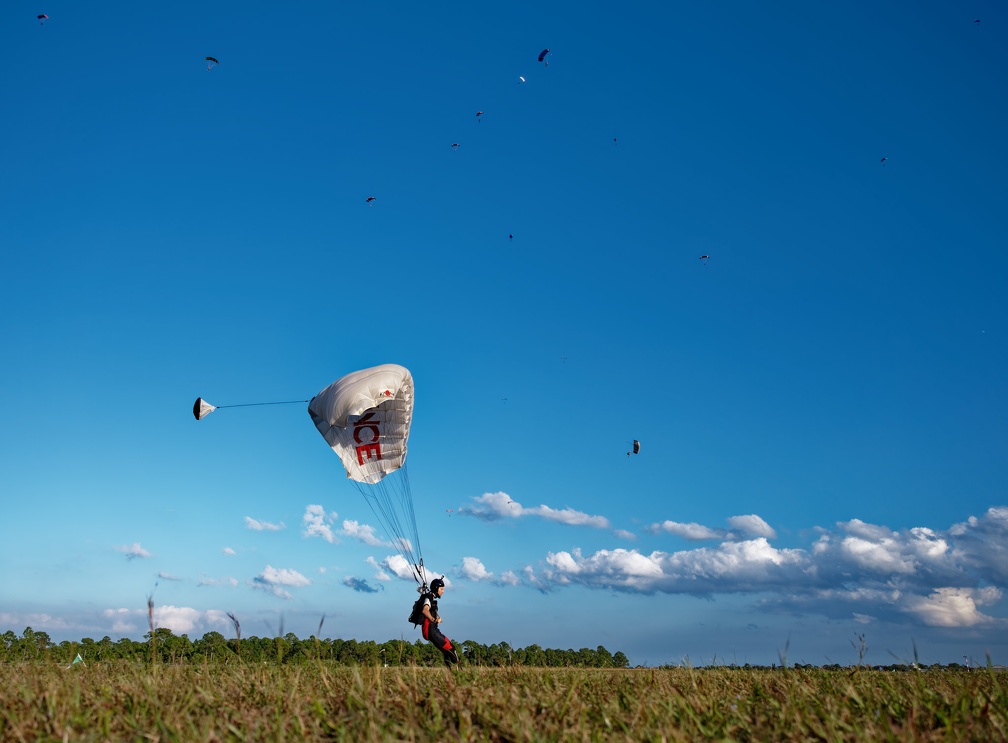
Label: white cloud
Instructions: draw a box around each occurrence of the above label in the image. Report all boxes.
[116,542,151,560]
[245,516,284,532]
[157,572,183,581]
[531,504,610,528]
[460,492,609,529]
[102,608,137,633]
[380,554,416,582]
[0,612,72,632]
[222,547,236,556]
[303,504,339,543]
[648,520,723,540]
[521,507,1008,629]
[613,529,637,541]
[100,607,232,636]
[459,557,494,582]
[250,565,310,600]
[367,556,391,581]
[647,514,776,541]
[903,587,1002,627]
[342,519,392,547]
[726,514,777,539]
[459,492,520,520]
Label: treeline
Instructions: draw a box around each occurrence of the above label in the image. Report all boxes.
[1,627,630,668]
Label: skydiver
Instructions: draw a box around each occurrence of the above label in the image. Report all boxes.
[420,578,459,668]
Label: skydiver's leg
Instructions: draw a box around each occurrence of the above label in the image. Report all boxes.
[424,622,458,667]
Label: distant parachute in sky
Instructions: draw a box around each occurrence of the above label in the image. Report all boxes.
[451,143,460,150]
[38,14,48,24]
[627,439,640,456]
[476,110,484,122]
[880,157,888,166]
[205,56,219,71]
[366,195,376,205]
[518,76,526,84]
[699,255,710,264]
[538,48,551,66]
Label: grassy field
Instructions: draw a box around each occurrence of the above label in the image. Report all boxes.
[1,662,1006,741]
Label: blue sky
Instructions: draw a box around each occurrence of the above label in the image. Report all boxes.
[2,1,1007,667]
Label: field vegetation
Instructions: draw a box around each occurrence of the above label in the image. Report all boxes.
[2,657,1006,740]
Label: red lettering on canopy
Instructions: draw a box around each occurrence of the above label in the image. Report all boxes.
[356,442,381,464]
[354,411,382,463]
[354,412,380,444]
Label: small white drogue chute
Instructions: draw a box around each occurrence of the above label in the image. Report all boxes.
[193,398,216,420]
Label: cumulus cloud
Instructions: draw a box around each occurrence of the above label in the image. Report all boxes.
[374,554,449,587]
[101,607,231,635]
[303,505,339,543]
[117,542,151,560]
[380,554,416,582]
[903,587,1002,627]
[245,516,285,532]
[367,556,391,581]
[250,565,311,600]
[520,507,1008,629]
[613,529,637,541]
[460,492,609,528]
[342,519,393,547]
[648,521,724,540]
[222,547,236,556]
[343,576,382,593]
[0,612,72,632]
[727,514,777,539]
[459,557,494,582]
[648,514,777,541]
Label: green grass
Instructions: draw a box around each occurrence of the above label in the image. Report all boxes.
[1,662,1006,741]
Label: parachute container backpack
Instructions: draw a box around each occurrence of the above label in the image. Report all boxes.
[308,365,425,585]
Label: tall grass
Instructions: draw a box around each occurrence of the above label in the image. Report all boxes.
[1,662,1005,741]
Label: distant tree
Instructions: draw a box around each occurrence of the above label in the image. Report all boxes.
[97,636,116,661]
[194,631,229,662]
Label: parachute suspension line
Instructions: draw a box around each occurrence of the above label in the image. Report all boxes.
[212,400,309,410]
[355,392,425,586]
[353,466,423,584]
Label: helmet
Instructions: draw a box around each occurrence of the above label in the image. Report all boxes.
[430,578,445,593]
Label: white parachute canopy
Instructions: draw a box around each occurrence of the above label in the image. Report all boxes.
[308,364,426,584]
[308,364,413,484]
